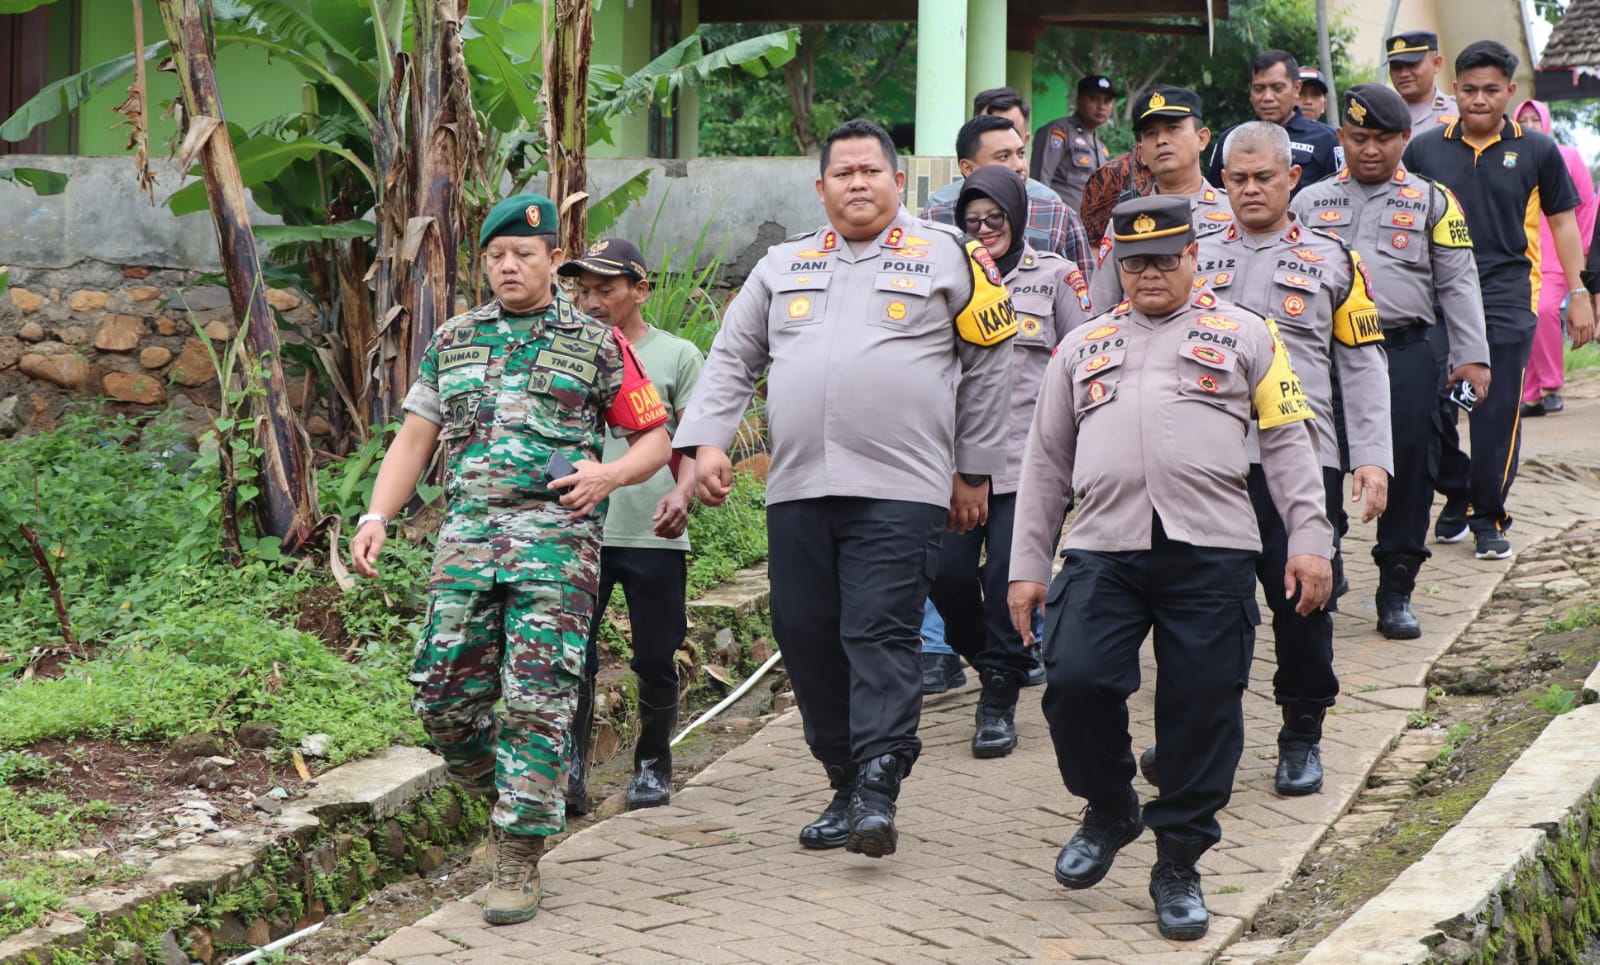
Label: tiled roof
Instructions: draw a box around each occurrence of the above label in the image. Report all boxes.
[1542,0,1600,69]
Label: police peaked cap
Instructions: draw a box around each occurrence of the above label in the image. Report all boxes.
[1111,195,1194,258]
[1132,87,1204,131]
[1385,31,1439,64]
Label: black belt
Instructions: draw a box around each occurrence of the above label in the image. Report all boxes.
[1382,324,1431,346]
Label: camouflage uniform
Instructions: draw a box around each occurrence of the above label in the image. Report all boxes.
[401,289,668,836]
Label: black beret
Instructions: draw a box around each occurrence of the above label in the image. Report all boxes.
[1342,83,1412,132]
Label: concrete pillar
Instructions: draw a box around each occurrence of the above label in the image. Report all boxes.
[916,0,969,155]
[1006,51,1033,111]
[677,0,701,159]
[591,0,651,158]
[965,0,1007,107]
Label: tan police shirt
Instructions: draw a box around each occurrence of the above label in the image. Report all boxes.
[997,245,1092,494]
[1197,220,1394,475]
[1408,88,1460,129]
[674,208,1018,508]
[1089,184,1235,309]
[1292,166,1490,370]
[1009,288,1335,585]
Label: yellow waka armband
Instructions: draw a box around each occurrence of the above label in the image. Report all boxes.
[1431,187,1473,248]
[1331,250,1384,347]
[1255,317,1317,430]
[955,238,1019,346]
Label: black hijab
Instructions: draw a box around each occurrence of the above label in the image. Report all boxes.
[956,165,1030,277]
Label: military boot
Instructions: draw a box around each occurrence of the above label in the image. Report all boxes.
[1054,784,1142,889]
[799,762,857,850]
[627,682,678,810]
[1275,704,1326,796]
[1375,554,1424,640]
[564,673,597,816]
[1149,833,1210,940]
[846,754,907,858]
[482,827,545,925]
[971,671,1022,758]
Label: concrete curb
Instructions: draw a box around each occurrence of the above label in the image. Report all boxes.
[1300,674,1600,963]
[0,746,454,965]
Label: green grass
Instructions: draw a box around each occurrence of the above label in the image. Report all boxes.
[1544,605,1600,635]
[1564,341,1600,374]
[685,472,768,595]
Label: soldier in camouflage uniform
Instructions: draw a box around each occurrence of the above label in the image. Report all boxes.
[350,193,671,925]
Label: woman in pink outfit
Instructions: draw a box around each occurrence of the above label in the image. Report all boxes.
[1514,99,1596,416]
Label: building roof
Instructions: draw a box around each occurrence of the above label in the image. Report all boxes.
[1540,0,1600,70]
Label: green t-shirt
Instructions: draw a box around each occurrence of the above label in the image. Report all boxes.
[601,325,704,551]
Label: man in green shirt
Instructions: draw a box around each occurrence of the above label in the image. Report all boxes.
[559,238,705,813]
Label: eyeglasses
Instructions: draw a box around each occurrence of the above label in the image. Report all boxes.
[1117,253,1185,273]
[962,212,1009,233]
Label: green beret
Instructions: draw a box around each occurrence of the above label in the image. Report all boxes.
[480,193,559,247]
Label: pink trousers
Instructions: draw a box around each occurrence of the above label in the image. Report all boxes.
[1524,272,1567,403]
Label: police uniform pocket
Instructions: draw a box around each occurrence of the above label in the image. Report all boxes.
[521,366,595,443]
[1272,269,1321,322]
[1175,336,1240,407]
[870,271,931,333]
[1235,596,1261,687]
[1012,293,1055,345]
[1377,222,1425,265]
[771,273,831,330]
[1071,347,1123,414]
[1039,566,1073,665]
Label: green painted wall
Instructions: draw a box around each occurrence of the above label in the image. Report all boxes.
[592,0,652,158]
[74,0,299,156]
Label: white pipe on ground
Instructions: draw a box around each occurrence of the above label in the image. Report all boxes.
[671,651,784,747]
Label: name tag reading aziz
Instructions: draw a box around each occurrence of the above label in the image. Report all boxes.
[534,349,598,384]
[439,345,491,370]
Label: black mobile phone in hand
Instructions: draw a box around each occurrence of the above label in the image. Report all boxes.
[1447,380,1478,412]
[544,450,577,486]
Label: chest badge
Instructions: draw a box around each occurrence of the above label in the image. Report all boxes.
[1196,315,1240,332]
[1085,355,1113,372]
[1291,247,1323,262]
[1191,346,1226,364]
[1087,380,1107,403]
[1320,210,1342,223]
[788,296,812,318]
[1084,325,1119,340]
[1197,374,1219,393]
[1392,232,1410,250]
[1283,294,1307,316]
[890,276,916,289]
[1399,186,1424,200]
[886,300,908,321]
[1503,152,1518,169]
[1213,272,1233,286]
[1193,275,1209,290]
[1020,316,1043,337]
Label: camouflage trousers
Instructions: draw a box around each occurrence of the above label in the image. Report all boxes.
[410,579,593,836]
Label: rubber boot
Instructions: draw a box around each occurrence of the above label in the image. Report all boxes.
[564,673,596,816]
[1275,703,1326,796]
[1375,554,1423,640]
[799,762,857,850]
[1054,783,1143,889]
[626,682,678,811]
[482,827,545,925]
[846,753,907,858]
[971,671,1022,758]
[1149,833,1209,940]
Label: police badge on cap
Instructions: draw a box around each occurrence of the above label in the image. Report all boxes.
[1385,31,1438,65]
[1341,83,1412,132]
[1111,196,1195,257]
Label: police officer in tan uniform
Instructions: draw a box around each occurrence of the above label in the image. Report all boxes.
[675,119,1017,859]
[1197,121,1391,798]
[1292,84,1491,640]
[1089,87,1234,309]
[1008,195,1333,941]
[929,165,1089,759]
[1032,75,1118,211]
[1387,31,1460,129]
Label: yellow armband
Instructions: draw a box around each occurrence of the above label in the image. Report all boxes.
[1331,250,1384,347]
[954,238,1019,346]
[1431,186,1473,248]
[1254,317,1316,429]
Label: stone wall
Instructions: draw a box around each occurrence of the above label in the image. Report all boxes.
[0,260,321,438]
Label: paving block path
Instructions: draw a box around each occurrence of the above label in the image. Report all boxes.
[360,391,1600,965]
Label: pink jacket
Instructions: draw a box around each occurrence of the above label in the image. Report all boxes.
[1515,98,1597,275]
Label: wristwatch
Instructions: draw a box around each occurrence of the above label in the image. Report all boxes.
[356,512,390,529]
[959,473,990,488]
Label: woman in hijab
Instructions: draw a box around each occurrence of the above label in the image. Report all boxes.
[1513,99,1596,416]
[924,163,1092,761]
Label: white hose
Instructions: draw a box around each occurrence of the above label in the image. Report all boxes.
[671,651,784,747]
[222,920,325,965]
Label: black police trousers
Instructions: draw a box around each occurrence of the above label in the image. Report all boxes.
[928,491,1035,683]
[1429,322,1473,501]
[1248,463,1340,710]
[1449,333,1537,536]
[1374,325,1439,565]
[1041,515,1259,848]
[582,546,687,690]
[767,497,945,771]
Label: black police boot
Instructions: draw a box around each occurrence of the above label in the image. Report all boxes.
[1024,644,1046,687]
[626,683,678,811]
[799,762,857,850]
[1375,554,1423,640]
[564,673,596,816]
[1275,704,1326,797]
[920,651,967,695]
[846,753,907,858]
[1138,745,1159,789]
[1054,784,1143,889]
[971,671,1022,759]
[1149,833,1210,940]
